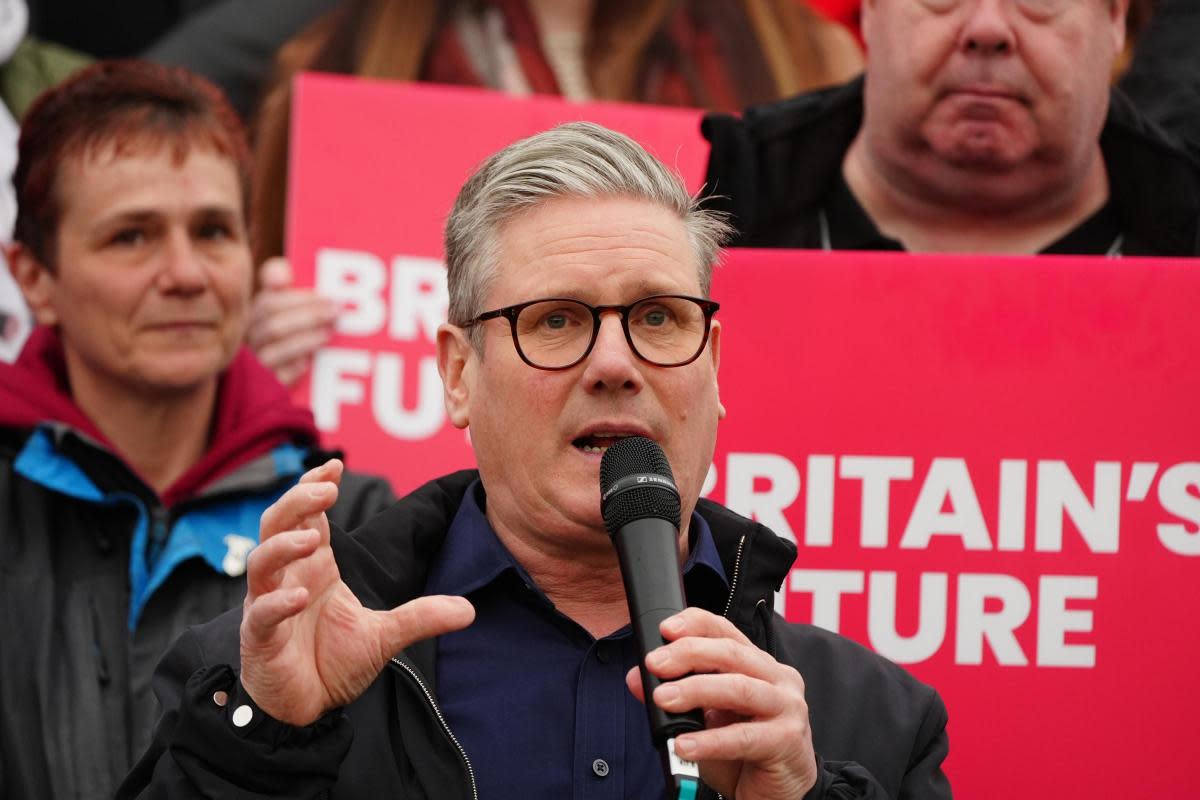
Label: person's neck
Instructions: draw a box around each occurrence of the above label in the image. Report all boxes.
[489,511,690,640]
[842,134,1111,254]
[66,361,217,496]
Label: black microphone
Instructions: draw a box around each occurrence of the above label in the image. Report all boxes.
[600,437,703,795]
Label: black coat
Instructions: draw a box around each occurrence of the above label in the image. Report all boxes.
[703,76,1200,256]
[0,427,393,800]
[119,470,951,799]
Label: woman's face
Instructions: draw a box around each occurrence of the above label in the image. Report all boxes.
[28,144,253,400]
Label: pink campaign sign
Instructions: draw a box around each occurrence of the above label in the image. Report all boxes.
[287,73,1200,799]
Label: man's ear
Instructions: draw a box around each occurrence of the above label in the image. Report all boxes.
[708,320,725,420]
[8,244,58,327]
[437,323,474,430]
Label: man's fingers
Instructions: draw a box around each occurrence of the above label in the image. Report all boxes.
[653,672,799,721]
[673,718,797,764]
[625,666,646,701]
[646,634,783,684]
[661,607,753,645]
[299,458,343,486]
[242,586,309,643]
[379,595,475,654]
[246,528,320,597]
[260,469,341,542]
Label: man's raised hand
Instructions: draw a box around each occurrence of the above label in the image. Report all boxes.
[240,459,474,726]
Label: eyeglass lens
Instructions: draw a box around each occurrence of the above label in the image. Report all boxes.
[513,296,710,369]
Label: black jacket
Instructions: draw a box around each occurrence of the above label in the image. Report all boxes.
[0,337,395,800]
[119,470,951,800]
[703,76,1200,256]
[1118,0,1200,159]
[0,429,392,800]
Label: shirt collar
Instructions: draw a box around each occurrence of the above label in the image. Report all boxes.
[824,172,904,251]
[425,480,729,600]
[825,169,1124,256]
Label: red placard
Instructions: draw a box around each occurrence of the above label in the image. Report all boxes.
[288,73,1200,798]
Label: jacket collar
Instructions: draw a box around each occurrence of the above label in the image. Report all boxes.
[697,496,796,632]
[333,470,797,643]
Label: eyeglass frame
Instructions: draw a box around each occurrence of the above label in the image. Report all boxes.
[460,294,721,371]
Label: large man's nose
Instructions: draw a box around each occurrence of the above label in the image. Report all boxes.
[579,312,644,393]
[959,0,1017,55]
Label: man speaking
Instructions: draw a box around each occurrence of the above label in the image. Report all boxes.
[121,122,951,800]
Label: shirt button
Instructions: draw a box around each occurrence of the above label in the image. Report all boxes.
[592,758,610,778]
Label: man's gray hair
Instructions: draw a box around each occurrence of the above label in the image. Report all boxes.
[444,121,732,328]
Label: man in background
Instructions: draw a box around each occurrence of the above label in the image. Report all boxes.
[704,0,1200,255]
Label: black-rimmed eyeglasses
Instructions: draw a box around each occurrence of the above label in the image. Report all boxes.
[462,294,720,371]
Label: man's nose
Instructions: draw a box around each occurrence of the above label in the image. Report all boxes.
[156,230,209,294]
[580,311,643,391]
[960,0,1016,55]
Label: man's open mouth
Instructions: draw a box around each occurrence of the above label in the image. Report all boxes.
[572,432,638,454]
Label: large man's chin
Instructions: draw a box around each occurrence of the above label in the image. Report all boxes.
[925,123,1039,172]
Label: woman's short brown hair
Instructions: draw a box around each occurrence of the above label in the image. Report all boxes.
[13,59,251,270]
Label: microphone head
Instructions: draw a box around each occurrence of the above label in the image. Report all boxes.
[599,436,682,535]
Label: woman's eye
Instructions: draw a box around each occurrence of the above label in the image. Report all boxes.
[110,228,145,246]
[197,223,232,241]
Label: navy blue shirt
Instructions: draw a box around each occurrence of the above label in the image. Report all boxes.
[425,481,729,800]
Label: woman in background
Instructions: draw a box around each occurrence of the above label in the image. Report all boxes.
[0,60,392,799]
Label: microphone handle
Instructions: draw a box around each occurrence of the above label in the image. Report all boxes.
[613,516,705,743]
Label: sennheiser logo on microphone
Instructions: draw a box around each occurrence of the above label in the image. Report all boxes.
[636,475,672,486]
[601,472,678,503]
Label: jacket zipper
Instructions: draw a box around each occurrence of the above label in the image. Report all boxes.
[148,505,170,565]
[721,534,747,619]
[88,595,111,686]
[390,656,479,800]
